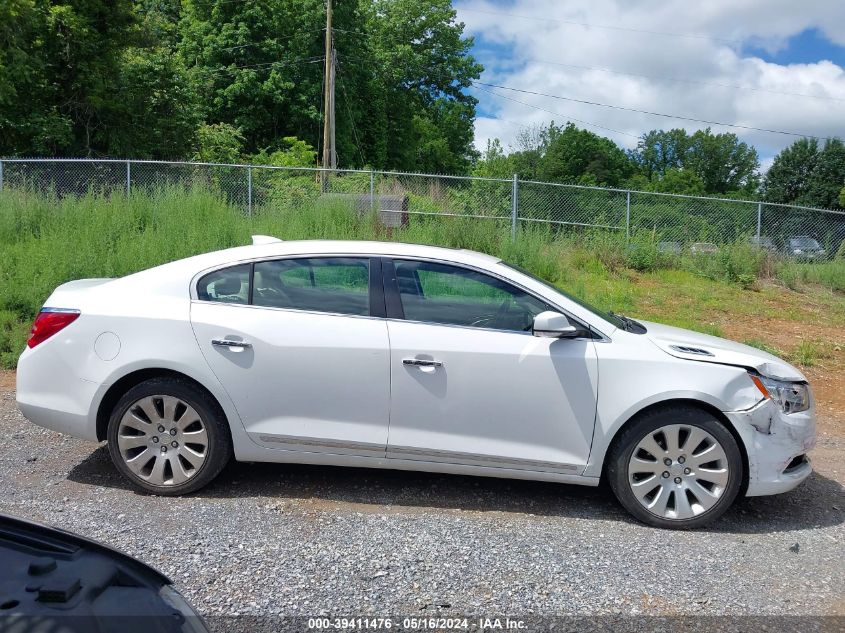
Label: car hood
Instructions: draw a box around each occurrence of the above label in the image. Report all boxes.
[641,320,806,382]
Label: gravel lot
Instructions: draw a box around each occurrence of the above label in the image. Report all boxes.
[2,376,843,619]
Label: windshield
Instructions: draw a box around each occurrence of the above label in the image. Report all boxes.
[500,261,625,329]
[790,237,820,249]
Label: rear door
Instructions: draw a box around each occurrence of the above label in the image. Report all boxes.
[190,257,390,457]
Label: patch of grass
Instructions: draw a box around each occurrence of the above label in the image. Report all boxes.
[795,260,845,293]
[788,340,833,368]
[682,243,768,289]
[742,338,783,357]
[775,260,845,293]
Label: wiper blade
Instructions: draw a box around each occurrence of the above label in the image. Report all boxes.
[608,311,632,330]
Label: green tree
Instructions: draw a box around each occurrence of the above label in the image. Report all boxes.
[634,128,759,195]
[358,0,482,171]
[253,136,317,167]
[103,48,200,158]
[508,122,557,180]
[647,168,705,195]
[764,137,845,208]
[537,123,633,186]
[42,0,138,154]
[685,129,759,194]
[179,0,481,172]
[804,138,845,208]
[0,0,199,157]
[192,123,245,162]
[179,0,326,157]
[0,0,71,154]
[633,129,691,179]
[762,138,818,204]
[472,139,513,178]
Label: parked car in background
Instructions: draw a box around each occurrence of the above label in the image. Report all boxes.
[786,236,826,260]
[748,236,777,252]
[16,238,816,529]
[690,242,718,255]
[0,513,208,632]
[656,241,682,255]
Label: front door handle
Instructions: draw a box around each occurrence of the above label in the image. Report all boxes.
[403,358,443,368]
[211,338,252,350]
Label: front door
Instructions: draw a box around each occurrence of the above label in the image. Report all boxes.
[190,257,390,457]
[384,259,598,473]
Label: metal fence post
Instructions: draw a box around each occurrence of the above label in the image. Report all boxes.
[756,202,762,239]
[511,174,518,241]
[126,160,131,197]
[247,166,253,217]
[625,190,631,240]
[370,170,375,212]
[0,160,4,193]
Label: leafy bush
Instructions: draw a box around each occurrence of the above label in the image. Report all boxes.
[624,232,675,272]
[685,242,765,288]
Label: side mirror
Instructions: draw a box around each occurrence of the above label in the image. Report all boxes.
[532,311,580,338]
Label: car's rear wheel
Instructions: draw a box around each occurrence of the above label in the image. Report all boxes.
[607,407,743,529]
[107,378,232,495]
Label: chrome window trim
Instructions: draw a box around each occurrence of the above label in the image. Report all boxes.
[189,252,611,342]
[188,299,382,323]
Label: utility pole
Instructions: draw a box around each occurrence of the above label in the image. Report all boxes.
[321,0,336,180]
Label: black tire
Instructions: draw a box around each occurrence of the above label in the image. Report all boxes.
[107,378,232,495]
[606,406,743,529]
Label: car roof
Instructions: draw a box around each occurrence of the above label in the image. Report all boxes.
[161,239,503,279]
[240,239,498,262]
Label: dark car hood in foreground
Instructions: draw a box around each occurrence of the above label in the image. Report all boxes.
[0,513,208,633]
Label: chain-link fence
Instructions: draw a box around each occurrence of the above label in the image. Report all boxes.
[2,158,844,259]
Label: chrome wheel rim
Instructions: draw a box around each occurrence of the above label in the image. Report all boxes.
[117,395,208,486]
[628,424,729,520]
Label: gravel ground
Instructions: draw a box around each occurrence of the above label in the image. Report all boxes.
[2,380,844,619]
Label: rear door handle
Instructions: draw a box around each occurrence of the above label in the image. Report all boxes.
[403,358,442,368]
[211,339,252,350]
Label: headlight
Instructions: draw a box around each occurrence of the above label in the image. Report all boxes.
[749,373,810,413]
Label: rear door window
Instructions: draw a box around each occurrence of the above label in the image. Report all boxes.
[253,258,370,316]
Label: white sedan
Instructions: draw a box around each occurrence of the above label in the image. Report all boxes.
[16,238,815,528]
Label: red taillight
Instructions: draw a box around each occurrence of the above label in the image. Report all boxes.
[27,309,81,348]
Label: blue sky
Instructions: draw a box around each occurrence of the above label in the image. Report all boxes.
[745,28,845,67]
[455,1,845,169]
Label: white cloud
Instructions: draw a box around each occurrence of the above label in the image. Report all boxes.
[457,0,845,164]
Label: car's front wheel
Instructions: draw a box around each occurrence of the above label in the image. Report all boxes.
[607,407,743,529]
[107,378,232,495]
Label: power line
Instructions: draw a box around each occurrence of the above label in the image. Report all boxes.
[473,81,833,139]
[218,30,324,52]
[501,58,845,103]
[204,56,325,76]
[338,73,367,166]
[458,8,742,46]
[474,85,640,139]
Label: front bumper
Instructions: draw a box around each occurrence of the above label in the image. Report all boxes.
[725,398,816,496]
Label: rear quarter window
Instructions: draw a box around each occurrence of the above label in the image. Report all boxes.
[196,264,250,304]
